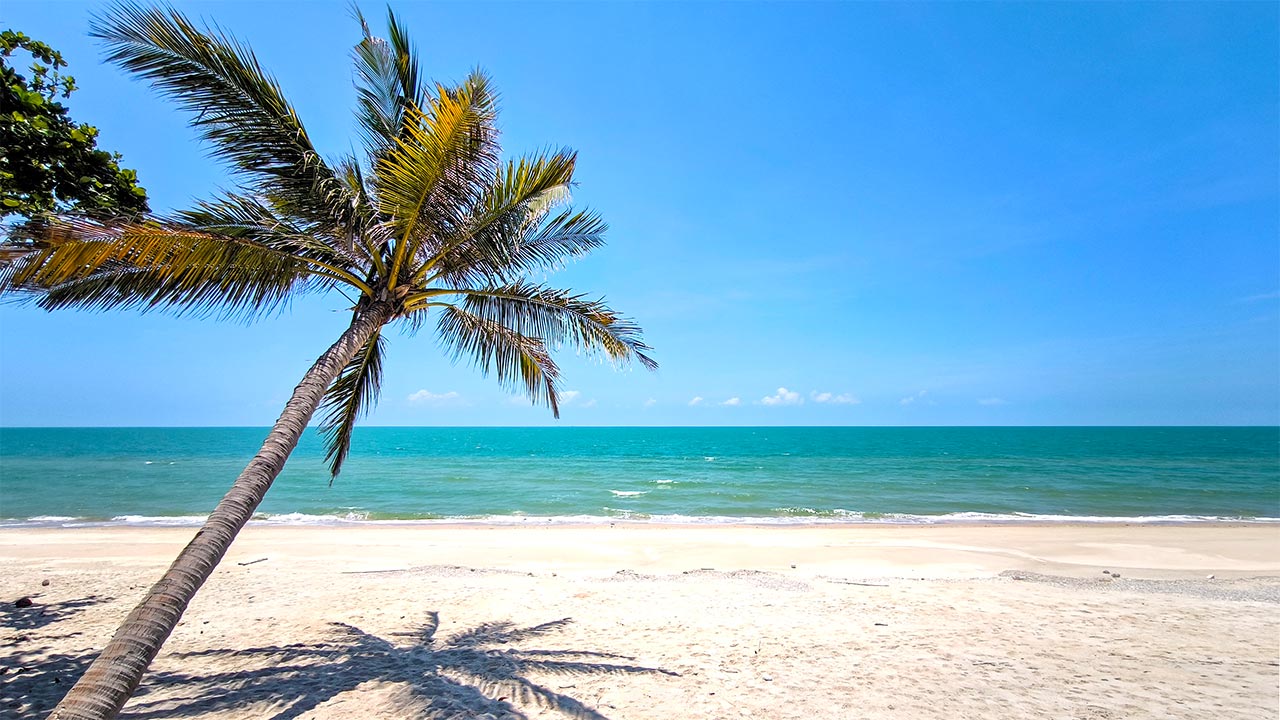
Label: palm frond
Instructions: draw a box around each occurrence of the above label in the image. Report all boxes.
[318,329,385,479]
[351,5,425,159]
[330,154,387,271]
[1,218,328,320]
[90,3,355,231]
[419,150,598,285]
[435,304,561,416]
[452,207,606,284]
[440,281,657,371]
[377,70,500,286]
[176,193,366,275]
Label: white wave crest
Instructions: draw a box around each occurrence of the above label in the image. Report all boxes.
[2,512,1276,529]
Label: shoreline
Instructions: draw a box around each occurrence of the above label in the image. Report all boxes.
[4,513,1278,530]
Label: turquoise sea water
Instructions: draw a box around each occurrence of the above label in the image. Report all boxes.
[0,427,1277,526]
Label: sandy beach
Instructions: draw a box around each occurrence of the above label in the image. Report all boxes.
[2,523,1278,719]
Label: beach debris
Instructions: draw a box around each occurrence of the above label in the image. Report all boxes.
[763,674,773,681]
[874,622,888,627]
[1102,570,1112,575]
[40,579,50,587]
[237,557,268,566]
[790,564,797,569]
[1207,574,1215,579]
[14,597,32,608]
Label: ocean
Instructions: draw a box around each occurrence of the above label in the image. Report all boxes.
[0,427,1277,526]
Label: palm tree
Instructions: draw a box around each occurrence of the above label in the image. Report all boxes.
[3,5,655,719]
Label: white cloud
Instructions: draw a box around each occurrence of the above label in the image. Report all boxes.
[582,399,597,408]
[811,391,860,405]
[721,397,741,406]
[561,390,581,405]
[978,397,1008,406]
[760,387,803,406]
[643,398,657,408]
[1239,290,1280,303]
[900,390,928,406]
[408,389,461,405]
[688,396,705,407]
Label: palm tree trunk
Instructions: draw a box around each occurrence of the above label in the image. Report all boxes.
[49,303,395,720]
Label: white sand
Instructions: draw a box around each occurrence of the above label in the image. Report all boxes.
[2,523,1278,718]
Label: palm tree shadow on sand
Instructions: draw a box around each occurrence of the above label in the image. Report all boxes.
[122,613,678,719]
[1,594,114,716]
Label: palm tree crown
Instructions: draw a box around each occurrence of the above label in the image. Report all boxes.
[4,3,655,476]
[3,7,655,717]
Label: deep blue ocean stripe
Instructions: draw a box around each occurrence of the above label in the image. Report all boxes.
[0,427,1277,525]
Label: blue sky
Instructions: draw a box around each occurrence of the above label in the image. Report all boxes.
[1,1,1276,426]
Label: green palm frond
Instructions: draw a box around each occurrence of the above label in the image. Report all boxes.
[377,70,500,286]
[90,3,354,230]
[439,281,657,371]
[482,151,578,223]
[330,154,391,274]
[418,150,589,285]
[494,208,608,278]
[1,218,333,319]
[332,155,373,225]
[318,329,385,479]
[352,5,425,159]
[436,305,561,416]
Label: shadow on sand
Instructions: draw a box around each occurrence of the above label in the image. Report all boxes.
[6,601,677,719]
[1,594,114,717]
[127,613,677,719]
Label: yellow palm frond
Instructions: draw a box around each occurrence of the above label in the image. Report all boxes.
[376,70,500,287]
[2,219,344,319]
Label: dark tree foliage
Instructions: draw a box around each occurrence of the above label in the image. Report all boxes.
[0,30,148,219]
